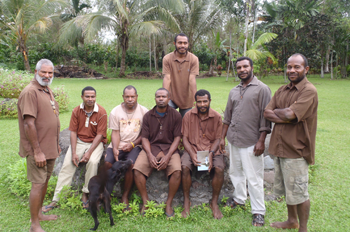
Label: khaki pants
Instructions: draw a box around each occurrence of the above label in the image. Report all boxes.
[52,139,104,202]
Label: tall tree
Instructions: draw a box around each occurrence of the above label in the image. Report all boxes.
[0,0,67,72]
[59,0,182,76]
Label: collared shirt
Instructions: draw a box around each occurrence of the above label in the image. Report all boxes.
[69,103,107,144]
[108,103,148,149]
[141,106,182,156]
[18,79,60,159]
[182,107,222,152]
[162,51,199,109]
[223,76,271,148]
[265,77,318,165]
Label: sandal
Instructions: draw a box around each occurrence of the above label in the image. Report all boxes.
[252,214,264,227]
[81,199,89,210]
[227,199,245,209]
[42,204,57,213]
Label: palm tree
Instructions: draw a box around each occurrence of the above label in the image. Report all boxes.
[245,32,277,61]
[175,0,222,51]
[0,0,67,72]
[59,0,182,76]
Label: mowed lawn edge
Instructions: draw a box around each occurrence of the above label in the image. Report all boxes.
[0,75,349,231]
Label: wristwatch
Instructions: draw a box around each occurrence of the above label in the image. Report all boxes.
[210,150,215,154]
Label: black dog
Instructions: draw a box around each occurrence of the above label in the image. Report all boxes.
[88,159,132,231]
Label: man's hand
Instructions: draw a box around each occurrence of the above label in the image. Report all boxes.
[34,151,47,167]
[72,153,79,167]
[253,140,265,156]
[157,154,171,171]
[121,143,133,153]
[219,139,226,153]
[80,151,92,164]
[208,152,213,172]
[147,154,158,169]
[113,148,120,162]
[190,154,201,167]
[58,145,62,154]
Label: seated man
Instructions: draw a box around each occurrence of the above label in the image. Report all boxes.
[133,88,182,217]
[105,85,148,207]
[181,89,224,219]
[43,86,107,212]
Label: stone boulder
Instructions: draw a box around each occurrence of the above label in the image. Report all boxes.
[54,128,276,206]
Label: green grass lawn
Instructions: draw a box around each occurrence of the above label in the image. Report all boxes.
[0,74,349,231]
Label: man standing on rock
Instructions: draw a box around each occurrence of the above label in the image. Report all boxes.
[133,88,182,217]
[43,86,107,212]
[181,89,225,219]
[18,59,60,232]
[220,56,271,227]
[264,53,318,232]
[163,33,199,117]
[105,85,148,208]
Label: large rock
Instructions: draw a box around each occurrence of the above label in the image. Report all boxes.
[54,128,275,206]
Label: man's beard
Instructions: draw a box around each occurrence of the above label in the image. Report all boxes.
[175,44,188,54]
[35,73,53,86]
[287,73,306,83]
[238,70,253,81]
[197,105,210,114]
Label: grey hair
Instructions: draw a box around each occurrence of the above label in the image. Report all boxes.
[35,59,54,71]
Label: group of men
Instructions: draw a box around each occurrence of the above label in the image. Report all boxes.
[18,33,317,232]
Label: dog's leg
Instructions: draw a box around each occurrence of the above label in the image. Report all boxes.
[104,190,114,226]
[89,197,100,231]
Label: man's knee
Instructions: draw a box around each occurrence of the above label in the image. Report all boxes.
[170,170,181,180]
[182,166,191,177]
[214,168,224,178]
[31,182,46,191]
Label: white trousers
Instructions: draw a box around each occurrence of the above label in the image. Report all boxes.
[52,139,104,202]
[228,143,266,215]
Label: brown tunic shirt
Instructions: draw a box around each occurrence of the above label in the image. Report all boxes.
[182,107,222,152]
[162,51,199,109]
[265,77,318,165]
[223,76,271,148]
[18,79,60,159]
[69,103,108,144]
[141,106,182,156]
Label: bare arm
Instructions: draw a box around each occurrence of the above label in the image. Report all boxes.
[80,134,103,163]
[70,131,79,167]
[158,136,181,170]
[219,123,229,153]
[111,130,120,161]
[23,115,46,167]
[142,137,157,169]
[183,135,200,166]
[163,74,171,92]
[121,134,142,153]
[264,109,295,123]
[189,74,197,102]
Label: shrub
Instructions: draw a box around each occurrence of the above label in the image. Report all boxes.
[0,68,31,98]
[0,98,18,118]
[52,86,69,112]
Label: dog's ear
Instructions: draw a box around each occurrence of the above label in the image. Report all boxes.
[110,170,117,180]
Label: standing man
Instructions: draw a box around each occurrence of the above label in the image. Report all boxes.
[105,85,148,207]
[220,57,271,227]
[18,59,60,232]
[163,33,199,117]
[264,53,318,232]
[181,89,225,219]
[43,86,107,212]
[133,88,182,217]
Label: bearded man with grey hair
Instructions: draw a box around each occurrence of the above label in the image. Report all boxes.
[18,59,60,232]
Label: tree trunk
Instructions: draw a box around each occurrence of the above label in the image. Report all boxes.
[243,1,249,56]
[119,34,128,76]
[209,59,214,76]
[330,48,333,79]
[19,38,31,72]
[149,35,152,72]
[153,35,157,72]
[115,42,120,74]
[252,6,257,44]
[320,59,324,78]
[235,42,239,81]
[226,28,232,81]
[325,46,330,73]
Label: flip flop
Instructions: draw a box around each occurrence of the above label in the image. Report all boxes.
[165,209,174,218]
[42,204,57,213]
[81,199,89,210]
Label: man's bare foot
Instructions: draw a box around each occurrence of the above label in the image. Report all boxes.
[140,205,147,216]
[181,198,191,218]
[82,192,89,209]
[270,220,299,229]
[210,200,223,219]
[30,214,58,222]
[29,224,45,232]
[121,196,130,212]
